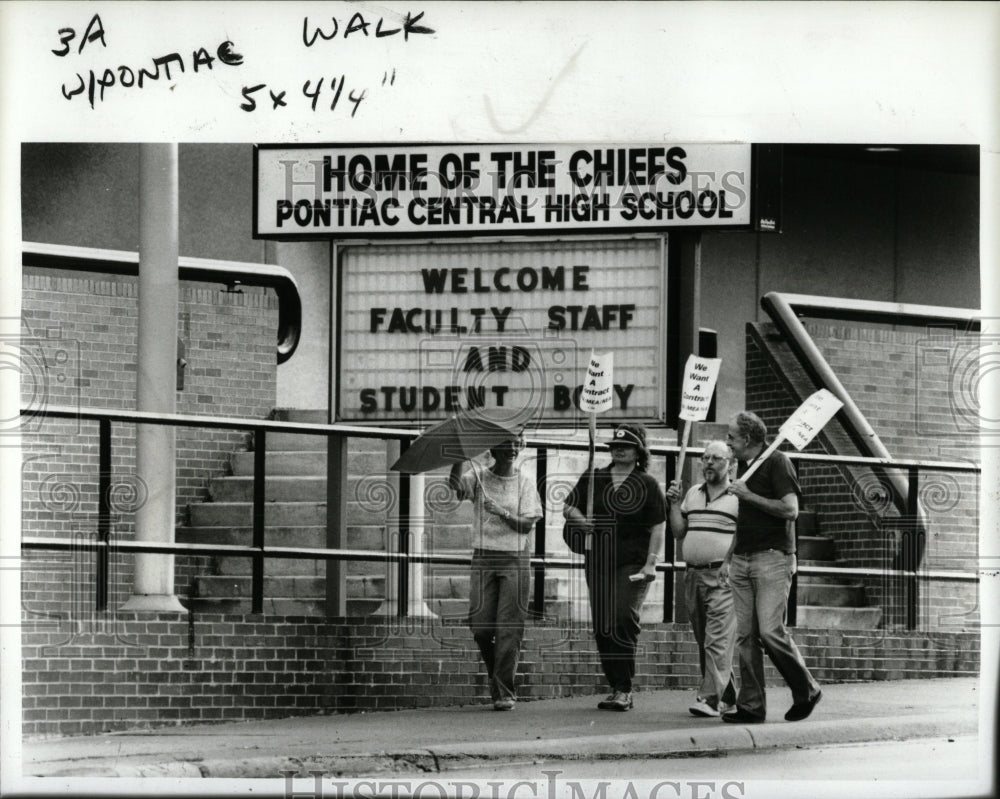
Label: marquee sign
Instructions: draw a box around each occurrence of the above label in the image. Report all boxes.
[336,238,667,425]
[255,143,753,238]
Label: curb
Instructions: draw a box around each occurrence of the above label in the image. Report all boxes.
[422,711,977,764]
[55,711,975,778]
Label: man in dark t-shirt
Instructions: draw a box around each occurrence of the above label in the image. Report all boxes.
[719,411,822,724]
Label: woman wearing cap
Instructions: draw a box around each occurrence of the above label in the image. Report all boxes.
[562,423,667,711]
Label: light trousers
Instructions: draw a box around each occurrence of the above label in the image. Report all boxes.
[729,549,820,718]
[684,566,737,708]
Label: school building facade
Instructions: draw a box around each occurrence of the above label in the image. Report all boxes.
[19,143,982,736]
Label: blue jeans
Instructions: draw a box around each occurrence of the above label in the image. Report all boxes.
[468,549,531,703]
[729,549,819,718]
[585,560,651,693]
[684,567,737,708]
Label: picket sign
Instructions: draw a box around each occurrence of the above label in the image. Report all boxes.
[740,389,845,481]
[676,354,722,477]
[578,351,613,550]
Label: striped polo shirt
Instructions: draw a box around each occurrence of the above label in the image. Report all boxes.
[679,482,738,566]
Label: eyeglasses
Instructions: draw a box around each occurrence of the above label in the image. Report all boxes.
[700,455,729,463]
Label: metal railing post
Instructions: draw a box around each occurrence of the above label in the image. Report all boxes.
[96,418,112,611]
[397,472,411,618]
[325,432,348,617]
[663,451,675,623]
[906,467,920,630]
[532,447,548,618]
[251,428,266,614]
[787,459,800,627]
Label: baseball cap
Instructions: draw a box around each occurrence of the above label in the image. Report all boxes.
[607,425,644,448]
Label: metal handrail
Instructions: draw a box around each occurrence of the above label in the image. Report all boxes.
[20,405,981,627]
[763,292,982,329]
[21,536,979,583]
[759,292,925,521]
[28,405,981,471]
[22,241,302,363]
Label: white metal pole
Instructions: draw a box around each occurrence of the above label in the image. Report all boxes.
[123,144,185,612]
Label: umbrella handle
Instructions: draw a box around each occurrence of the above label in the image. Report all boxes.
[472,460,493,503]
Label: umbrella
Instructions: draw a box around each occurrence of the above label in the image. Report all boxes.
[390,409,524,474]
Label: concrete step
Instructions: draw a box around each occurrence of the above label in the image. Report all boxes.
[189,502,329,527]
[183,597,382,616]
[794,605,882,630]
[208,473,404,503]
[230,451,324,477]
[427,597,594,624]
[230,450,388,477]
[194,569,568,600]
[194,574,386,600]
[178,525,387,550]
[797,535,836,561]
[212,558,324,577]
[214,555,394,578]
[271,409,329,424]
[255,431,332,452]
[252,430,389,452]
[208,476,328,503]
[796,569,857,586]
[188,501,395,527]
[210,557,393,578]
[178,524,476,560]
[797,582,867,607]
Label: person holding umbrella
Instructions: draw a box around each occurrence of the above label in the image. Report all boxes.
[562,423,667,711]
[448,433,543,711]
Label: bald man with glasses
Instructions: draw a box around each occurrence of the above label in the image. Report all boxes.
[666,440,738,718]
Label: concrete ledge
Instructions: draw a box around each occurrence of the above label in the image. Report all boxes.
[47,711,976,779]
[420,711,977,764]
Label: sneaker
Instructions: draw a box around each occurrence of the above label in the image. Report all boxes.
[688,697,719,718]
[721,707,765,724]
[607,691,633,711]
[493,698,515,711]
[597,693,617,710]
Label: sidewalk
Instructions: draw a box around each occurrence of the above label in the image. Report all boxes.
[22,677,982,778]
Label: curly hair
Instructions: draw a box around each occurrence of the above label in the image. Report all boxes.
[611,422,651,472]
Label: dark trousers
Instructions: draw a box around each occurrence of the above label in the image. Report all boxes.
[585,557,650,693]
[468,549,530,702]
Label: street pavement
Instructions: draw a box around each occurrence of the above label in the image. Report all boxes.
[19,677,987,779]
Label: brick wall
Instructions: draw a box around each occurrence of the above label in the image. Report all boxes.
[21,613,979,737]
[746,321,980,631]
[20,269,279,617]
